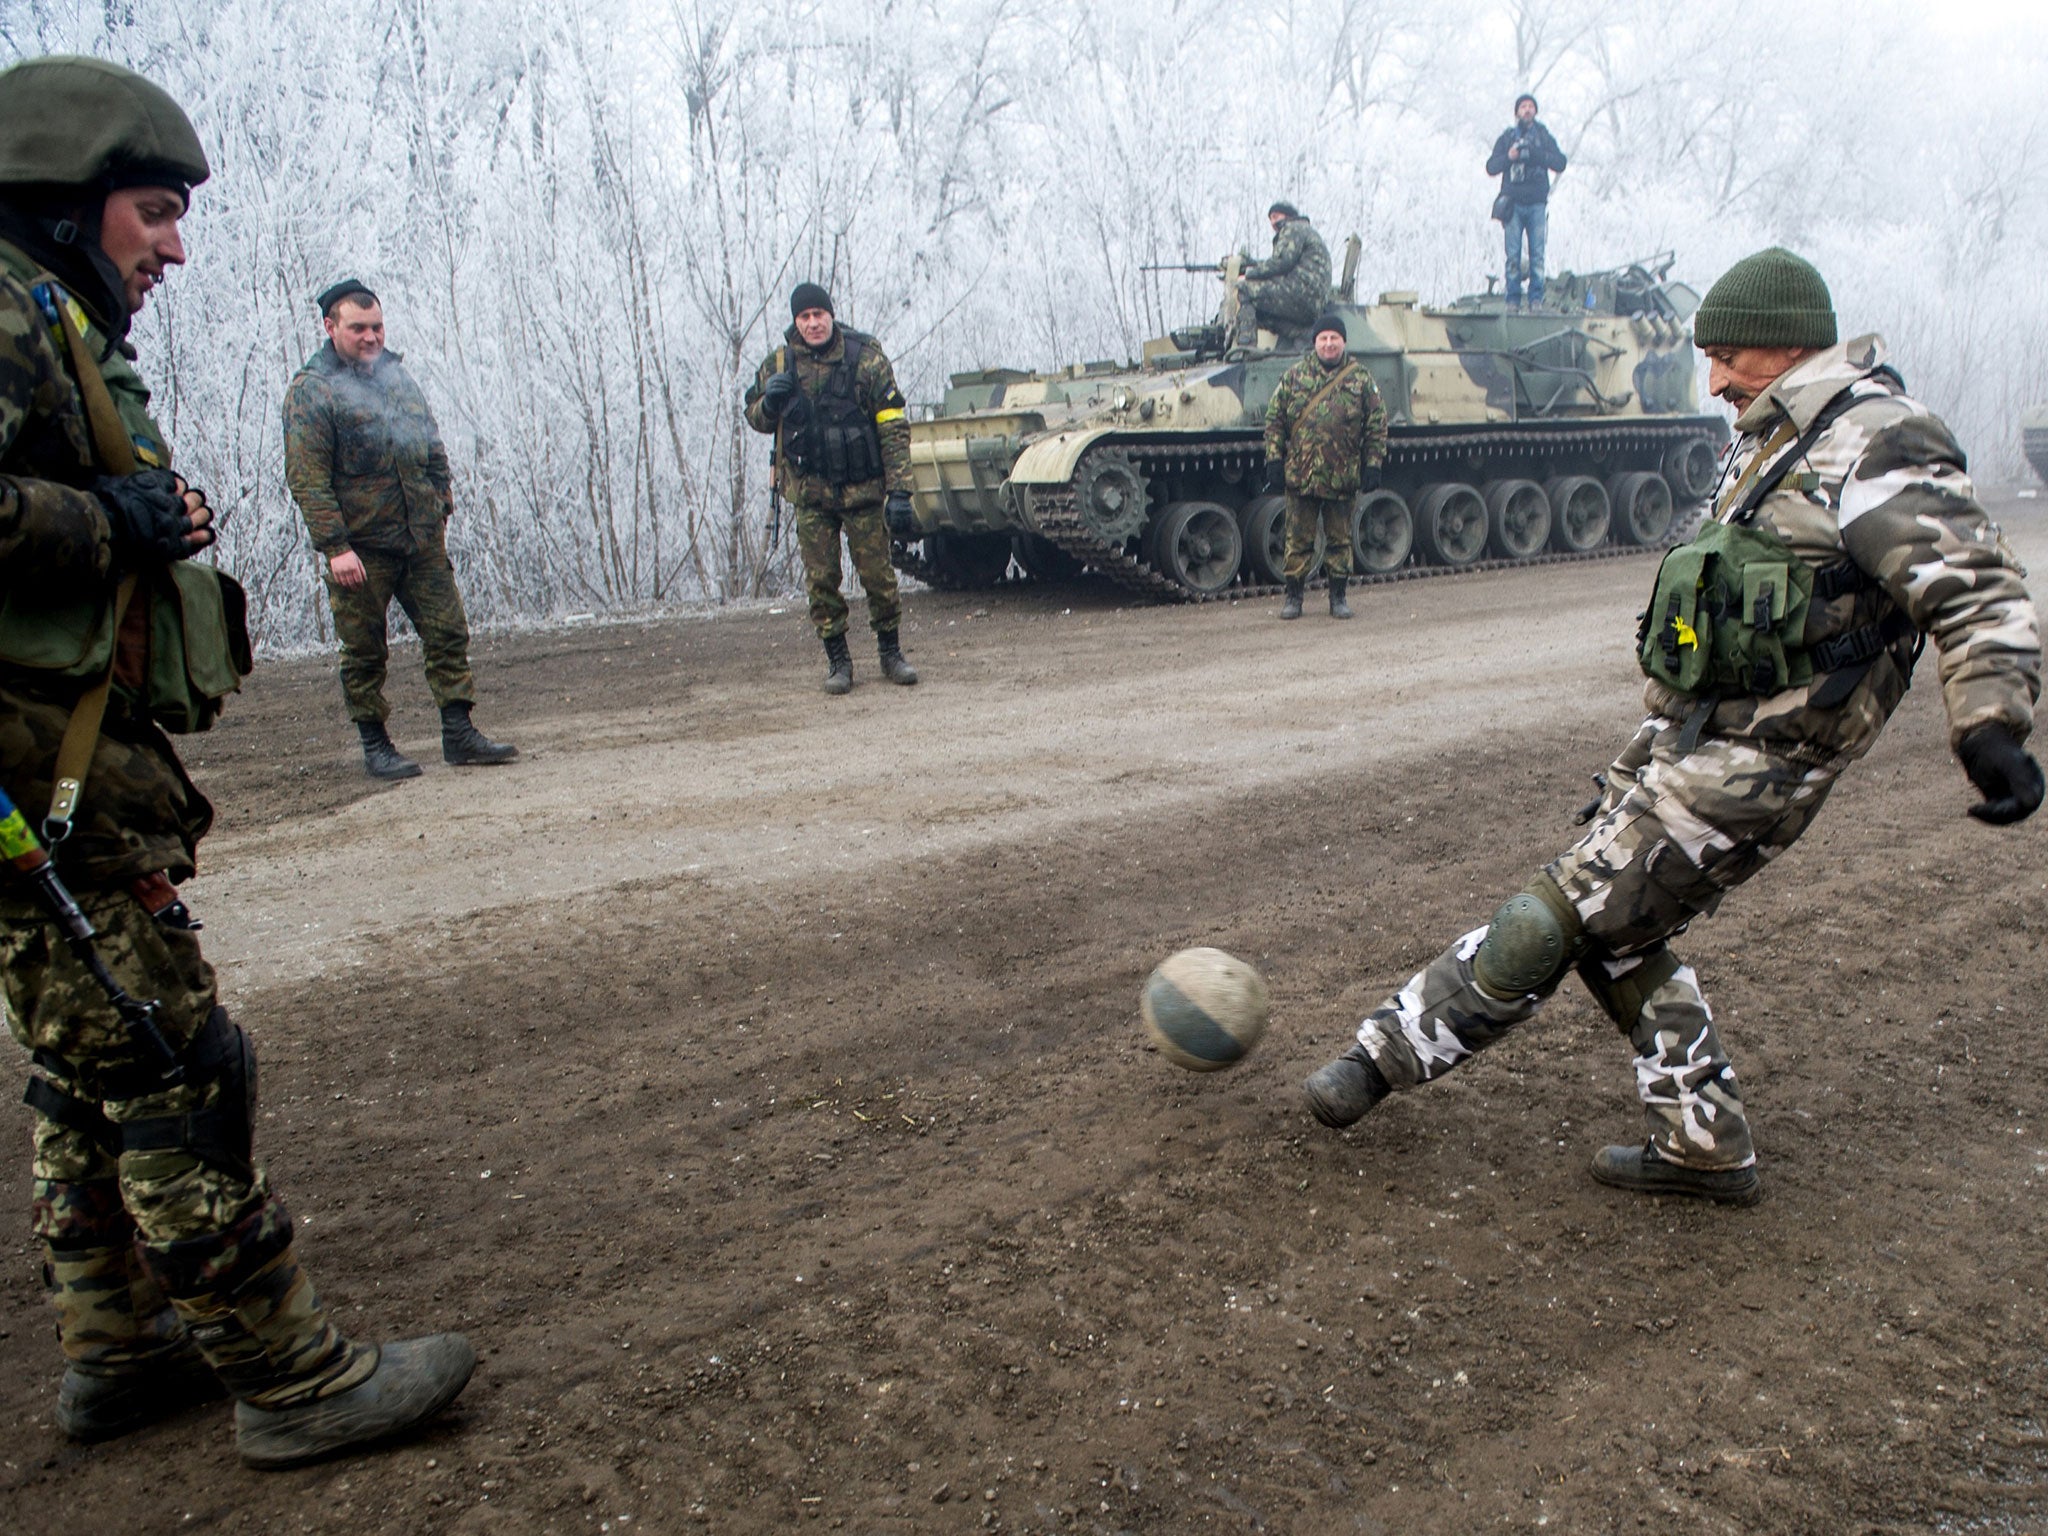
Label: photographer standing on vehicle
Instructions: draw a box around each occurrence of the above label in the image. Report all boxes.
[1486,94,1568,311]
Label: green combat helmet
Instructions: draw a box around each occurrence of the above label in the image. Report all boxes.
[0,54,209,195]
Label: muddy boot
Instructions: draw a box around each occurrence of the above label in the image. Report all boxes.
[357,721,421,781]
[1328,576,1352,620]
[235,1334,476,1470]
[1278,580,1304,621]
[440,702,518,766]
[1302,1042,1390,1129]
[821,632,853,695]
[47,1237,224,1441]
[877,628,919,686]
[1590,1143,1762,1207]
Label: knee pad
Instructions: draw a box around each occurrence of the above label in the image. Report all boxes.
[120,1008,257,1182]
[1473,874,1582,1000]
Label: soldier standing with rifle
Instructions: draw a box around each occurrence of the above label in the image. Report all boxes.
[1263,314,1387,621]
[1302,248,2042,1206]
[745,282,921,694]
[0,56,473,1466]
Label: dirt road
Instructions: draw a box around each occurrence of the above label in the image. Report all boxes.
[4,494,2045,1535]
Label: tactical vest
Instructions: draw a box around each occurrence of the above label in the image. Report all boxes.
[0,271,250,740]
[1638,377,1914,711]
[781,332,883,486]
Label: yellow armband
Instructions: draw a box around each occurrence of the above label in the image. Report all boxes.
[875,408,906,425]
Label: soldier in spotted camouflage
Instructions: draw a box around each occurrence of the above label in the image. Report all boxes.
[1230,202,1332,351]
[0,57,472,1465]
[1263,313,1389,620]
[745,282,920,694]
[1303,247,2042,1206]
[283,280,517,779]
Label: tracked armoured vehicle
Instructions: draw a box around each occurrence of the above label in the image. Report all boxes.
[897,249,1729,599]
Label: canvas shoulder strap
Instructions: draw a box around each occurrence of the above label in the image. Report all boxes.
[37,277,143,845]
[1300,358,1359,420]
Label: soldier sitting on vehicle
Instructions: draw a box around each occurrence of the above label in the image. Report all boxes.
[1226,201,1332,352]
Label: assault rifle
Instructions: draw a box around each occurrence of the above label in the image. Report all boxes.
[0,782,184,1079]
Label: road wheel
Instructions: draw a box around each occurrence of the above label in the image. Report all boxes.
[1150,500,1243,595]
[1351,489,1412,575]
[1662,435,1722,502]
[1609,471,1676,545]
[1414,482,1489,567]
[1483,479,1552,559]
[1543,475,1611,551]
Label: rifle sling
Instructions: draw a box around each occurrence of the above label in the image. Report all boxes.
[41,280,145,847]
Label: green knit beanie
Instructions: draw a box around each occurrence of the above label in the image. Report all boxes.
[1692,247,1837,349]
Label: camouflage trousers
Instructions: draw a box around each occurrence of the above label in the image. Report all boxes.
[324,535,477,723]
[1234,276,1321,344]
[1284,493,1352,580]
[796,500,901,639]
[1349,716,1845,1168]
[2,889,361,1401]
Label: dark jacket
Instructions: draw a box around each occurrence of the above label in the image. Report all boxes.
[1486,121,1567,206]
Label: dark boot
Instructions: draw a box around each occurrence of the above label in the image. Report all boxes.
[821,633,853,695]
[160,1229,472,1469]
[357,721,421,781]
[1303,1042,1390,1129]
[1590,1143,1762,1207]
[48,1237,224,1441]
[877,628,919,686]
[1328,576,1352,619]
[235,1334,476,1470]
[1279,580,1304,621]
[440,702,518,766]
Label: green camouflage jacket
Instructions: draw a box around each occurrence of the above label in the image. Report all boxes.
[282,342,452,556]
[0,243,211,888]
[1264,351,1388,499]
[1242,217,1331,301]
[1644,334,2041,760]
[744,323,911,512]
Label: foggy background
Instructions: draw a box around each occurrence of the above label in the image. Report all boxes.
[4,0,2043,647]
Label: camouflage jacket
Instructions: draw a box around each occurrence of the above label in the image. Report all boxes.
[282,342,452,557]
[1264,352,1388,499]
[0,242,211,888]
[1242,217,1331,292]
[1643,335,2040,761]
[743,323,911,512]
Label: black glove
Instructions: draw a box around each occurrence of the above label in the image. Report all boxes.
[1263,461,1285,495]
[1360,463,1382,493]
[1957,725,2044,825]
[92,469,200,566]
[884,490,917,538]
[761,373,797,416]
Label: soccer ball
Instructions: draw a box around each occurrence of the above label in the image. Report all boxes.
[1141,947,1270,1072]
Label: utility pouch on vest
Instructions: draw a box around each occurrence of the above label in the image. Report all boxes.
[783,332,884,487]
[147,563,252,733]
[1638,519,1814,697]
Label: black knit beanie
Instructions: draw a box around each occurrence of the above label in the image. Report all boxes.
[790,282,833,318]
[1312,313,1347,342]
[1692,248,1837,349]
[1514,93,1537,114]
[1268,200,1300,219]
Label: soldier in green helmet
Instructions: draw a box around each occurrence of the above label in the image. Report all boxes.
[0,55,473,1466]
[1302,247,2041,1207]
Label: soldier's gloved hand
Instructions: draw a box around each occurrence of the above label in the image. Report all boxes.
[1263,462,1285,495]
[884,490,917,539]
[93,468,206,566]
[1360,464,1382,492]
[761,373,797,417]
[1958,725,2044,825]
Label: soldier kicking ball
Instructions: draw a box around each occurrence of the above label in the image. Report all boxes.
[1303,247,2042,1205]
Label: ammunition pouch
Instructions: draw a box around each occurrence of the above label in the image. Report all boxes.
[782,332,883,487]
[0,562,252,733]
[1637,520,1906,704]
[23,1007,257,1180]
